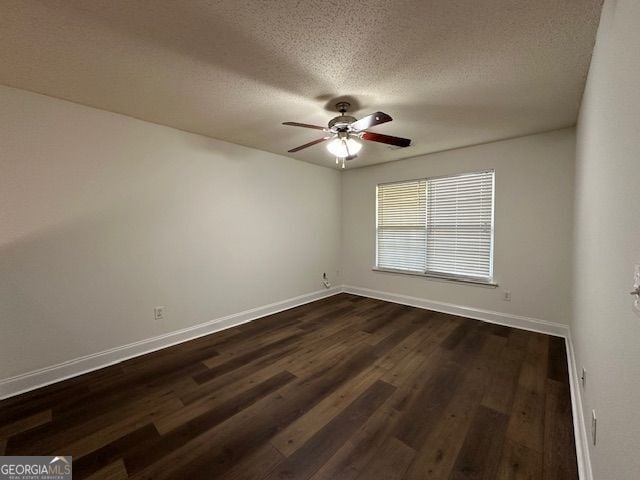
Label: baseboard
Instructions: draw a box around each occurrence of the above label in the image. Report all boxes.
[565,331,593,480]
[343,285,569,337]
[0,286,343,400]
[343,285,592,480]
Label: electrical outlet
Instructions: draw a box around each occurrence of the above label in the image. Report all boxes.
[503,290,511,301]
[591,410,597,445]
[154,306,165,321]
[581,367,587,388]
[633,264,640,317]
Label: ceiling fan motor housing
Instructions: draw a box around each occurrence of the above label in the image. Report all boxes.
[328,101,357,131]
[328,115,357,131]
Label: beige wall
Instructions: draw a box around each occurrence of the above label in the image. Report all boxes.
[0,85,341,380]
[572,1,640,478]
[341,129,576,324]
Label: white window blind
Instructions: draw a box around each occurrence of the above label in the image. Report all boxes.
[376,179,427,272]
[425,171,494,279]
[376,171,494,281]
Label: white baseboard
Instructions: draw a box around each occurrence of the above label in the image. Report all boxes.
[343,285,591,480]
[565,331,593,480]
[343,285,569,337]
[0,287,343,400]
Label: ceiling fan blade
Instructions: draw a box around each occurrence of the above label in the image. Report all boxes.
[287,137,330,153]
[349,111,392,131]
[282,122,329,131]
[361,131,411,148]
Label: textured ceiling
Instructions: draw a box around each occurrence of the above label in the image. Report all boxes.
[0,0,602,168]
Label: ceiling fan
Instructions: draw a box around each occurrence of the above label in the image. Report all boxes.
[283,102,411,168]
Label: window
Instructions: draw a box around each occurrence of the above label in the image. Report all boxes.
[376,170,495,283]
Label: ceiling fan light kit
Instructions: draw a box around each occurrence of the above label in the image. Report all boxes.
[283,102,411,168]
[326,135,362,158]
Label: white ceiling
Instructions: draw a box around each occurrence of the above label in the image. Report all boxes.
[0,0,602,168]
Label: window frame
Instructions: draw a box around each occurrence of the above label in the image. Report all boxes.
[374,170,497,287]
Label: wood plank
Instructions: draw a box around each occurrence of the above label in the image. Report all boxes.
[392,358,464,449]
[481,342,526,414]
[505,334,549,453]
[84,459,128,480]
[0,409,52,437]
[178,343,299,405]
[156,369,296,434]
[0,381,90,427]
[192,332,305,384]
[128,345,380,479]
[355,437,415,480]
[379,317,458,389]
[217,443,284,480]
[384,345,450,410]
[263,380,396,480]
[201,323,303,369]
[449,405,509,480]
[374,313,448,371]
[61,396,183,460]
[270,364,384,456]
[284,329,372,378]
[392,324,491,451]
[71,424,160,480]
[497,440,543,480]
[401,334,506,480]
[180,319,367,405]
[5,392,182,457]
[310,398,402,480]
[125,370,296,473]
[543,379,578,479]
[547,336,569,382]
[44,361,208,428]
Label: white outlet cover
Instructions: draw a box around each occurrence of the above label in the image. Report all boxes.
[154,306,165,320]
[634,264,640,317]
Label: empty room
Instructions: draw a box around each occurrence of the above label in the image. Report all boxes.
[1,1,639,479]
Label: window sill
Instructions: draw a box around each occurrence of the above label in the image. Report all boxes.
[372,267,498,288]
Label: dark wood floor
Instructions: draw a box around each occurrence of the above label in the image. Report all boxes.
[0,294,577,479]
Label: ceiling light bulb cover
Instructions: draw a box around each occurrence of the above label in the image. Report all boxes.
[326,137,362,158]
